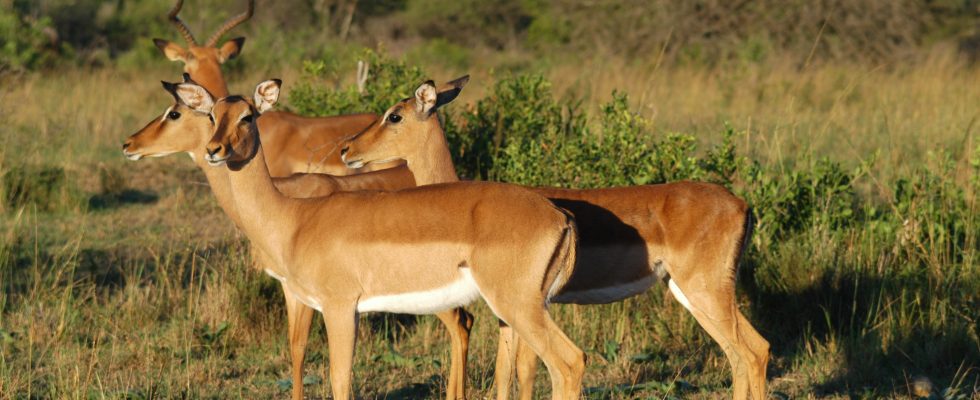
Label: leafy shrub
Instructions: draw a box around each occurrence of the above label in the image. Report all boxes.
[447,73,573,180]
[0,6,64,72]
[288,48,425,116]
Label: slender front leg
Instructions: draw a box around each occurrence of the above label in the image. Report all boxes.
[494,321,519,400]
[282,284,315,400]
[434,307,474,400]
[323,306,359,400]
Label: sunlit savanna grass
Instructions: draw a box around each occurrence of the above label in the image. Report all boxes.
[1,53,977,399]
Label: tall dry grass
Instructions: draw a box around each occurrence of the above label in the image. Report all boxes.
[0,47,977,399]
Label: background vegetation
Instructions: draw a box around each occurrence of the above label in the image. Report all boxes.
[1,0,978,398]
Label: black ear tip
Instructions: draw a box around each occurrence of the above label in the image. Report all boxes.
[232,37,246,45]
[272,78,283,87]
[152,38,168,48]
[182,73,192,82]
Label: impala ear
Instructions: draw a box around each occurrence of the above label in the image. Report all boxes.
[217,37,245,63]
[435,75,469,110]
[253,79,281,113]
[414,80,437,115]
[175,83,215,113]
[161,80,180,101]
[153,38,189,62]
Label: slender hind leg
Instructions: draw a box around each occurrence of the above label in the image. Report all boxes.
[668,278,769,400]
[495,306,585,400]
[494,322,518,400]
[435,307,474,400]
[515,336,539,400]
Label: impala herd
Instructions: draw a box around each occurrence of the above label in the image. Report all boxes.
[121,1,770,399]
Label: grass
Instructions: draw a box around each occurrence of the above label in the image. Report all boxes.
[1,49,978,399]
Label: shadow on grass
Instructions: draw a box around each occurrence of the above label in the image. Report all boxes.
[87,188,159,210]
[739,254,979,397]
[372,374,443,399]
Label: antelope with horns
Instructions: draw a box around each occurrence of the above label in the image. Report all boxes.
[169,78,586,399]
[122,75,488,400]
[341,77,771,400]
[154,0,389,177]
[155,2,472,397]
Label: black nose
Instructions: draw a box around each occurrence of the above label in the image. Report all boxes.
[340,146,349,156]
[122,142,130,150]
[207,145,222,157]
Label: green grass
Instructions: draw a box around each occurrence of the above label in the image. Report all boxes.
[1,52,978,399]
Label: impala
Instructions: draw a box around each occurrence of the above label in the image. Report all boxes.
[155,2,473,397]
[341,77,771,400]
[165,78,586,399]
[154,0,386,177]
[123,76,484,400]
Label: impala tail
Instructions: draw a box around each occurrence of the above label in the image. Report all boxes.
[735,206,756,277]
[544,208,578,303]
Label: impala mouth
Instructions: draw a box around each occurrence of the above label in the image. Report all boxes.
[344,159,365,169]
[205,154,229,166]
[123,151,143,161]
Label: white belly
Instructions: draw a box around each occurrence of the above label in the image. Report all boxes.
[356,269,481,314]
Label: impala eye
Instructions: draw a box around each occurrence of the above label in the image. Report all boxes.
[208,114,215,124]
[241,114,253,123]
[387,113,402,124]
[167,111,181,120]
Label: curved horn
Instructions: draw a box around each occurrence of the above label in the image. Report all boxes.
[166,0,198,46]
[206,0,255,47]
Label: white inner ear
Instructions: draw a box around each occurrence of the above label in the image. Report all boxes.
[415,85,436,114]
[177,85,213,113]
[254,82,279,112]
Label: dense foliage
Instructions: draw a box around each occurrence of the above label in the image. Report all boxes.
[2,0,978,73]
[283,50,980,395]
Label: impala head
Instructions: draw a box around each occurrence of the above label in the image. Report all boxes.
[153,0,254,95]
[171,79,280,167]
[123,74,215,161]
[341,75,469,168]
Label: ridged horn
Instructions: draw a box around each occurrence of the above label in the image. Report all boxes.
[206,0,255,47]
[166,0,198,46]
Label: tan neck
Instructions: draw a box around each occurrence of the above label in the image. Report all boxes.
[223,140,299,263]
[188,67,229,98]
[187,149,243,228]
[409,123,460,185]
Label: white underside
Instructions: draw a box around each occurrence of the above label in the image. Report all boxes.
[356,269,481,314]
[668,279,693,311]
[264,269,325,312]
[552,275,656,304]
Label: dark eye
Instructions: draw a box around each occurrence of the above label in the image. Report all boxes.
[241,114,253,123]
[387,113,402,124]
[208,114,215,124]
[167,111,181,120]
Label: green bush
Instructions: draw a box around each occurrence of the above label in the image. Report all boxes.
[0,6,64,72]
[288,48,426,116]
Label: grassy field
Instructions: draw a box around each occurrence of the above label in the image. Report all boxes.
[1,43,978,400]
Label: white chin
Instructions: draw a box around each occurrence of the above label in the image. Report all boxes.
[347,161,365,169]
[125,153,142,161]
[207,159,227,166]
